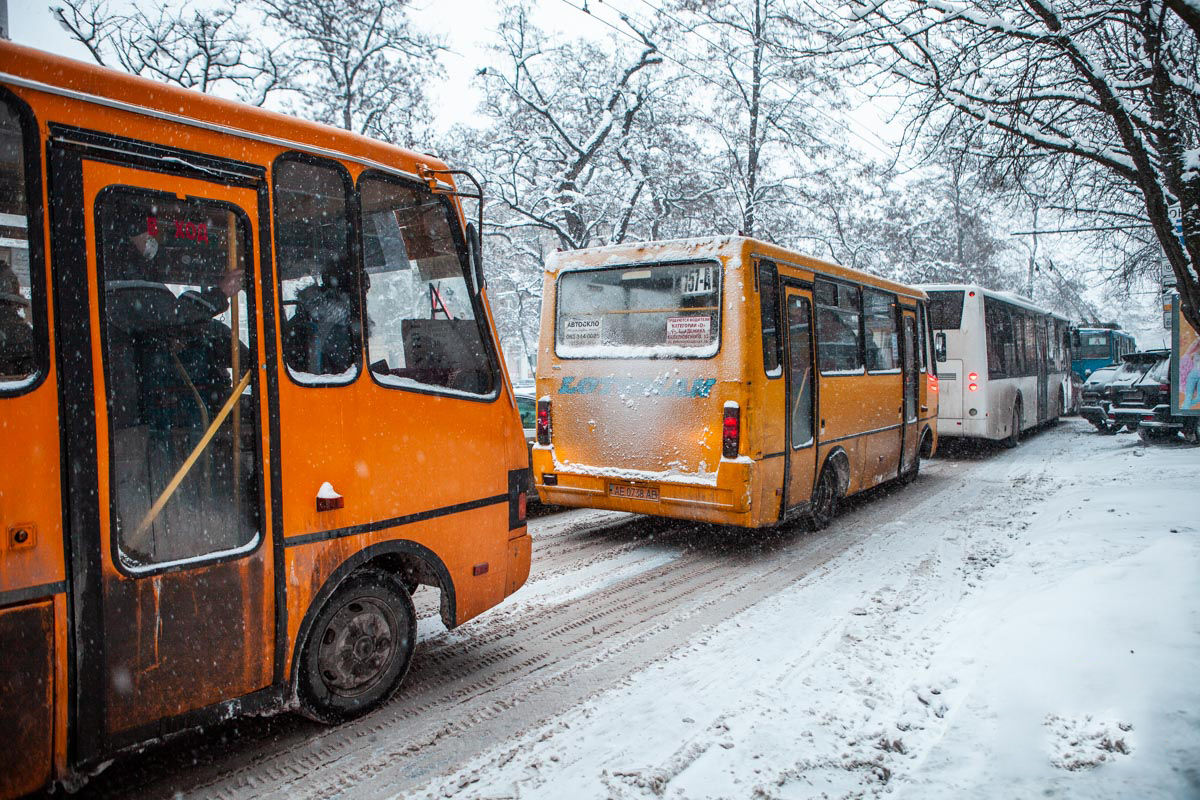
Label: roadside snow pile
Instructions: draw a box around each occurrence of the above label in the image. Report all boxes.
[410,422,1199,800]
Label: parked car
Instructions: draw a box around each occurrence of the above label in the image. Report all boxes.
[1079,364,1119,432]
[514,389,539,503]
[1109,352,1200,444]
[1101,351,1167,433]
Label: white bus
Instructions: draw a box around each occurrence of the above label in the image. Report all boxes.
[921,284,1073,446]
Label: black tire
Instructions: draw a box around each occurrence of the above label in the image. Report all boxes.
[1139,427,1176,444]
[1183,419,1199,446]
[297,568,417,724]
[1004,402,1021,449]
[804,465,840,531]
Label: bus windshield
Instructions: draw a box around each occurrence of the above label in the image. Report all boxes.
[555,261,721,358]
[926,290,964,330]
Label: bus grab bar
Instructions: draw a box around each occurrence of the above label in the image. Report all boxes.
[129,370,252,548]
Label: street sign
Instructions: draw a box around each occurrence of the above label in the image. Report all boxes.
[1168,201,1185,248]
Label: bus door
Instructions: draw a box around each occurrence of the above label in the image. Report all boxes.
[51,146,274,760]
[1037,319,1049,421]
[781,285,817,511]
[900,308,919,474]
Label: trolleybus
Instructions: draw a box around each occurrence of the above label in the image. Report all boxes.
[0,41,531,796]
[531,237,938,529]
[1072,325,1137,379]
[923,284,1072,446]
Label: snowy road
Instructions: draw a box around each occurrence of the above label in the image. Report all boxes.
[77,419,1199,799]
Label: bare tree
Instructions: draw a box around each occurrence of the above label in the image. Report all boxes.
[53,0,284,105]
[467,4,665,251]
[821,0,1200,331]
[256,0,444,144]
[671,0,840,240]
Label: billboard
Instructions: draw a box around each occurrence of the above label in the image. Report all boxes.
[1171,295,1200,416]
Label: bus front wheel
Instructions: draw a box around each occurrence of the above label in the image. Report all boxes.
[297,568,417,724]
[1005,402,1022,449]
[805,466,840,531]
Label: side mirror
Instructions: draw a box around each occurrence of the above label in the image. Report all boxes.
[466,222,485,296]
[934,331,947,362]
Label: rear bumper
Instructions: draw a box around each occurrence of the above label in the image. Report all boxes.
[531,448,755,526]
[934,416,994,439]
[1079,404,1109,425]
[1110,405,1182,430]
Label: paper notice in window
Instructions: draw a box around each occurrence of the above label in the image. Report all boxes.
[562,317,602,346]
[666,316,711,346]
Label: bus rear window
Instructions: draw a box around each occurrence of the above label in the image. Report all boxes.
[555,262,720,358]
[927,290,965,330]
[1078,333,1111,358]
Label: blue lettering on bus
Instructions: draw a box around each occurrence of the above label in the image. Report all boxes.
[558,376,716,398]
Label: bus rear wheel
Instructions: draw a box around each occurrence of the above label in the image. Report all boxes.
[297,568,417,724]
[1004,402,1021,449]
[804,466,840,531]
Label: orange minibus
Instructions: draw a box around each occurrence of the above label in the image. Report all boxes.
[531,237,938,528]
[0,41,530,796]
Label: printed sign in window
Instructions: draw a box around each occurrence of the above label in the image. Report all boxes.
[666,315,711,346]
[562,316,602,346]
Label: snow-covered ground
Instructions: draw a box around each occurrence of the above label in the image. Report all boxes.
[413,421,1200,800]
[77,419,1198,800]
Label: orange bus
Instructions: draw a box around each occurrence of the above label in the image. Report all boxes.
[531,237,938,528]
[0,41,531,796]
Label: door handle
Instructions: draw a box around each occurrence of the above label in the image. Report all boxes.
[920,405,928,412]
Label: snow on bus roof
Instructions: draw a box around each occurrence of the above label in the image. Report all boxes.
[546,236,924,297]
[919,283,1072,322]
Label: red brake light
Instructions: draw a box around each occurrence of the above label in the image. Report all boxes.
[968,382,979,392]
[722,403,740,459]
[968,372,978,381]
[536,399,551,445]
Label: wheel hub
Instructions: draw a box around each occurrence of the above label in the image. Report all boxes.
[317,597,397,697]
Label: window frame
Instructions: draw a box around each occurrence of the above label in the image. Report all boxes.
[814,277,864,376]
[917,300,928,374]
[356,167,501,401]
[863,287,901,375]
[271,151,362,388]
[758,260,782,378]
[93,184,265,577]
[0,88,50,398]
[552,259,724,361]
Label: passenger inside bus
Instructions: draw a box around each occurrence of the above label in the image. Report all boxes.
[281,257,360,376]
[100,196,258,567]
[0,260,33,378]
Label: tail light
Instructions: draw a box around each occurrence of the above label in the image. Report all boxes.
[968,372,978,381]
[928,374,939,393]
[722,402,740,459]
[968,383,979,392]
[536,398,551,445]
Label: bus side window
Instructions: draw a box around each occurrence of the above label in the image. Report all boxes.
[985,297,1012,378]
[863,289,898,372]
[0,97,40,390]
[273,155,361,384]
[758,261,781,378]
[917,303,927,373]
[815,279,862,374]
[359,171,495,396]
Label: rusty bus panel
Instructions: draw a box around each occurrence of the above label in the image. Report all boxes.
[0,600,54,798]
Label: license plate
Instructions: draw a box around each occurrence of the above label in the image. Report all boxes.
[608,482,660,501]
